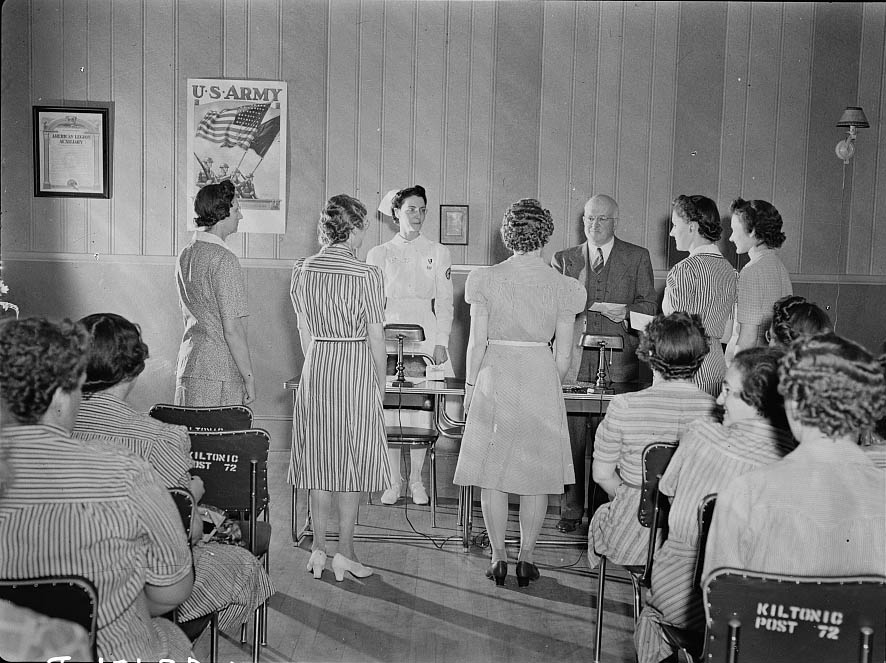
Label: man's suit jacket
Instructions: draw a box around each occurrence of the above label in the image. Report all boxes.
[552,237,656,383]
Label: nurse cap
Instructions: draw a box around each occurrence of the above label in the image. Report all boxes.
[378,189,399,217]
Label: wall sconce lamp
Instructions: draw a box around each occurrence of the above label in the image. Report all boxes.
[835,106,870,164]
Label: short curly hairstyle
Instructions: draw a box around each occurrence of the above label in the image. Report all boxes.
[0,317,89,424]
[391,185,427,222]
[79,313,149,393]
[770,295,831,347]
[673,194,722,242]
[778,332,886,438]
[731,346,788,427]
[194,180,237,228]
[500,199,554,253]
[637,312,709,380]
[730,197,786,248]
[318,194,368,246]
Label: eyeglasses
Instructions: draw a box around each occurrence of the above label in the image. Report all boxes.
[584,216,617,223]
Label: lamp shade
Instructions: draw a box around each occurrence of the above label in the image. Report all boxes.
[836,106,870,128]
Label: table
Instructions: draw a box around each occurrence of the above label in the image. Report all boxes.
[284,378,642,547]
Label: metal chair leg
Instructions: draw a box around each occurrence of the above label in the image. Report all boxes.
[240,621,247,644]
[430,446,437,527]
[629,572,642,624]
[261,547,269,645]
[594,556,607,663]
[209,612,219,663]
[252,606,261,662]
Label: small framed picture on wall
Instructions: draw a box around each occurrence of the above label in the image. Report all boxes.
[33,104,112,198]
[440,204,469,245]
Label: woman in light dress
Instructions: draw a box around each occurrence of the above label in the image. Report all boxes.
[454,199,585,588]
[367,185,454,506]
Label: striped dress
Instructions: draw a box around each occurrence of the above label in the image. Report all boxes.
[288,244,391,491]
[73,392,274,631]
[0,424,193,660]
[587,381,715,568]
[662,247,737,396]
[634,419,795,663]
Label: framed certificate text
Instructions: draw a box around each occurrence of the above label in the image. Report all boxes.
[33,105,111,198]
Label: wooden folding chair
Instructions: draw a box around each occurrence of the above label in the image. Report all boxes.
[167,486,219,663]
[0,575,99,661]
[702,568,886,662]
[187,428,271,663]
[593,440,677,663]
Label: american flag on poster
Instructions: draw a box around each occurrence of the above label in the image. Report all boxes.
[196,103,269,149]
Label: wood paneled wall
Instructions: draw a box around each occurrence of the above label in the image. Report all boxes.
[3,0,884,271]
[2,0,885,445]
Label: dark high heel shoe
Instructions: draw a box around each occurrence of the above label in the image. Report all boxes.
[485,560,507,586]
[516,561,540,587]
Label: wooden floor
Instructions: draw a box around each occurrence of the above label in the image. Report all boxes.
[193,455,638,663]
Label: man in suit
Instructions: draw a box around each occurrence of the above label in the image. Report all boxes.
[552,194,657,533]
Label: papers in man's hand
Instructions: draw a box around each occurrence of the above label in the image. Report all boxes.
[629,311,654,332]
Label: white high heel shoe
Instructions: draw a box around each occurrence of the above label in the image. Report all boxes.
[331,553,373,582]
[306,549,327,579]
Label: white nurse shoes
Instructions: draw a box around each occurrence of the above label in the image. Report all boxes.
[409,481,429,505]
[380,483,401,505]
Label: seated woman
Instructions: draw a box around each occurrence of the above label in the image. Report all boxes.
[1,455,92,662]
[0,317,193,660]
[72,312,274,633]
[767,294,831,348]
[704,332,886,577]
[588,312,717,569]
[634,347,796,663]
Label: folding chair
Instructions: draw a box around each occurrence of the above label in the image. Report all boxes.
[702,568,886,662]
[434,389,465,525]
[167,486,219,663]
[372,347,441,526]
[0,575,99,661]
[593,440,677,663]
[149,404,268,653]
[148,403,253,432]
[187,428,271,663]
[660,493,717,663]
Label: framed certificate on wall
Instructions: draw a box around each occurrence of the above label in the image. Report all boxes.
[33,105,111,198]
[440,204,469,245]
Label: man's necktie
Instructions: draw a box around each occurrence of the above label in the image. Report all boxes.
[592,247,604,274]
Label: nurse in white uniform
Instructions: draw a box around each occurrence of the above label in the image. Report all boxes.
[366,185,454,505]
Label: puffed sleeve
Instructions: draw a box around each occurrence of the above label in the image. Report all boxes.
[737,263,766,325]
[364,264,386,325]
[290,258,306,316]
[215,253,248,319]
[659,429,695,497]
[558,275,586,317]
[130,461,192,585]
[702,476,755,579]
[592,394,629,464]
[432,244,454,347]
[464,267,487,307]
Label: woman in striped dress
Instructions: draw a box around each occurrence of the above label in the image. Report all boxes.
[663,195,737,396]
[73,313,274,633]
[289,194,391,582]
[588,312,716,569]
[634,347,795,663]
